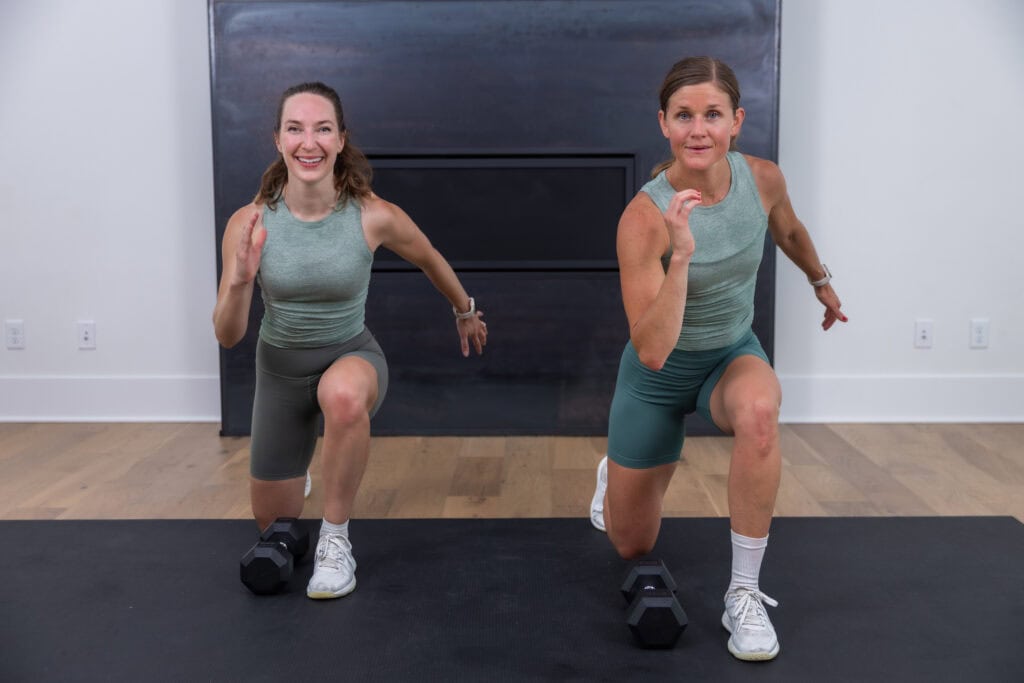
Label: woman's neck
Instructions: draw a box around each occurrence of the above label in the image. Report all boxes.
[282,181,339,221]
[666,156,732,206]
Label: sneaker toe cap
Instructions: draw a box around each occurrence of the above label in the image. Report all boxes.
[728,631,779,660]
[307,573,356,598]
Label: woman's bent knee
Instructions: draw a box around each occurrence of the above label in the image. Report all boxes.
[608,523,658,560]
[613,539,655,560]
[250,476,305,529]
[732,397,779,453]
[319,385,370,428]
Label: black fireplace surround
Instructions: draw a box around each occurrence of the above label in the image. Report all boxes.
[210,0,780,435]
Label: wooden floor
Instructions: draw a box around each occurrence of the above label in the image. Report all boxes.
[0,422,1021,522]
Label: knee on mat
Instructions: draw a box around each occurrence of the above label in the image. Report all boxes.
[610,532,656,560]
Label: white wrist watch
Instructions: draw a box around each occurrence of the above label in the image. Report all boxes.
[809,264,832,288]
[453,297,476,320]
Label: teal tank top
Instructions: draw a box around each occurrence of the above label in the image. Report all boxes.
[639,151,768,351]
[256,198,373,348]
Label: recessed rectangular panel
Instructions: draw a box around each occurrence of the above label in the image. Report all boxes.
[369,155,634,270]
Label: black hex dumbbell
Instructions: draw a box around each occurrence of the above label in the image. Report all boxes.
[620,559,688,648]
[240,517,310,595]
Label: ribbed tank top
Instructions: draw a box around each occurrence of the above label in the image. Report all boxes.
[256,198,373,348]
[640,151,768,351]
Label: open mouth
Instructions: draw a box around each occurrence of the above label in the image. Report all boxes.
[296,156,324,168]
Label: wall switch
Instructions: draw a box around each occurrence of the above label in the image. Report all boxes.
[970,318,989,349]
[914,319,933,349]
[5,319,25,349]
[78,320,97,349]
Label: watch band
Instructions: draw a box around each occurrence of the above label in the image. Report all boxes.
[453,297,476,320]
[809,264,832,288]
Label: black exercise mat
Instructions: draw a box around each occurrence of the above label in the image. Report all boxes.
[2,517,1021,682]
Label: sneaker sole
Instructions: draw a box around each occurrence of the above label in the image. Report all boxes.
[306,577,356,600]
[721,612,780,661]
[589,458,606,532]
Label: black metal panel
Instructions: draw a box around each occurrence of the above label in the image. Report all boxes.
[366,272,625,434]
[369,154,635,271]
[210,0,781,435]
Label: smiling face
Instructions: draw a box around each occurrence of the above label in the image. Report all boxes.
[658,81,744,172]
[274,92,345,187]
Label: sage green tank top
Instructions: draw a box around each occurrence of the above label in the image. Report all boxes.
[256,198,373,348]
[640,151,768,351]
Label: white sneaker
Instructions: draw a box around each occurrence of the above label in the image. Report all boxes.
[306,533,357,599]
[590,456,608,532]
[722,587,780,661]
[304,471,312,499]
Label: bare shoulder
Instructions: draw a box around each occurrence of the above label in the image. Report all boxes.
[620,191,663,231]
[358,192,416,250]
[358,192,401,228]
[229,200,262,222]
[743,154,786,200]
[618,191,669,259]
[224,201,261,237]
[359,191,390,214]
[618,191,667,228]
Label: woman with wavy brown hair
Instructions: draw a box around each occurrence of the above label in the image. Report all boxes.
[214,82,487,600]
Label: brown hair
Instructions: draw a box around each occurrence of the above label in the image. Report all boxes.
[651,56,743,177]
[254,82,373,208]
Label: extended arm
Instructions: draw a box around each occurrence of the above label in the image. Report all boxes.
[753,158,847,331]
[366,197,487,356]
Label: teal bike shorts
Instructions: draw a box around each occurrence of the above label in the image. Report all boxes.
[606,327,768,469]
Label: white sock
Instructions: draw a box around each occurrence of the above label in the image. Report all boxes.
[728,529,768,594]
[320,518,349,538]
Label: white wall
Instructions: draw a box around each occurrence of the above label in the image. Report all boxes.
[0,0,1021,422]
[0,0,219,419]
[775,0,1024,420]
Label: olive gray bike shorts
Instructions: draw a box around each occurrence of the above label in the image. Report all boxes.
[606,328,768,469]
[250,327,388,481]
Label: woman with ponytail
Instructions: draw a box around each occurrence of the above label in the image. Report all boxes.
[214,82,487,600]
[589,57,846,660]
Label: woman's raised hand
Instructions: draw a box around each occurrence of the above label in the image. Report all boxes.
[233,212,267,286]
[664,189,701,257]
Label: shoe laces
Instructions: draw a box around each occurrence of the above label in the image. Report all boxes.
[315,534,353,572]
[729,588,778,631]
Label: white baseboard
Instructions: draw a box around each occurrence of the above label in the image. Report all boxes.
[778,374,1024,423]
[0,375,221,422]
[1,374,1022,424]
